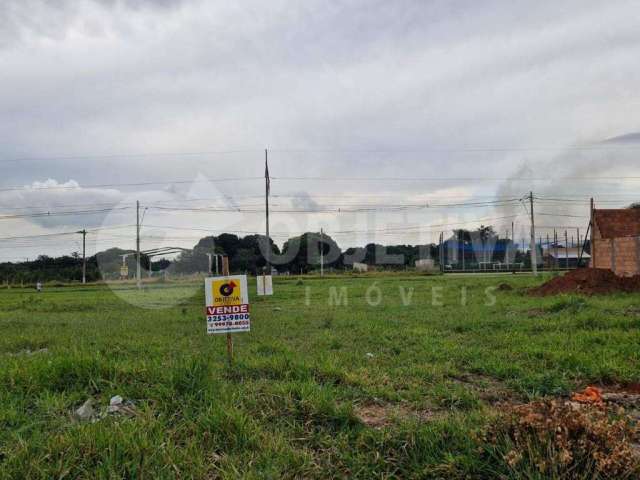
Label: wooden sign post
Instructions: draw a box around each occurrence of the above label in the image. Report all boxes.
[221,256,234,364]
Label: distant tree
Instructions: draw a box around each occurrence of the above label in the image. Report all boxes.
[281,232,341,273]
[95,247,148,280]
[233,234,279,274]
[476,225,497,241]
[214,233,241,258]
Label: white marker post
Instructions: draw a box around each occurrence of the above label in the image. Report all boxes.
[256,271,273,296]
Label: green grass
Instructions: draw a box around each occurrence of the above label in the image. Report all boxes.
[1,274,639,478]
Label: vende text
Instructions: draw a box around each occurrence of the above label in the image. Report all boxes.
[206,304,249,315]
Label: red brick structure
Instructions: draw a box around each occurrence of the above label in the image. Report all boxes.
[591,208,640,276]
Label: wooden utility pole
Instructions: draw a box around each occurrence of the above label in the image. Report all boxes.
[222,256,233,364]
[439,232,444,272]
[461,231,465,271]
[511,221,514,247]
[529,192,538,275]
[264,149,270,273]
[590,198,595,268]
[77,229,87,284]
[554,229,558,271]
[320,228,324,276]
[136,200,141,289]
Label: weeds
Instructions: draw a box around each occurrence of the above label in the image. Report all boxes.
[483,400,640,478]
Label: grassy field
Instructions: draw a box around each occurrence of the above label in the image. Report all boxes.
[1,273,639,478]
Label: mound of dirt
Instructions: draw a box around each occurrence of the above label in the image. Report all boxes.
[529,268,640,296]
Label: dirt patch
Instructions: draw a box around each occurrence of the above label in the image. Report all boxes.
[7,347,49,357]
[574,384,640,418]
[354,402,437,428]
[450,373,519,404]
[506,308,546,319]
[497,283,513,291]
[525,308,546,318]
[569,384,640,427]
[529,268,640,296]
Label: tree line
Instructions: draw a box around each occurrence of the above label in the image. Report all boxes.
[0,226,525,283]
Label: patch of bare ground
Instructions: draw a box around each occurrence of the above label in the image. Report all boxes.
[354,401,439,428]
[450,372,520,405]
[506,308,546,319]
[573,384,640,422]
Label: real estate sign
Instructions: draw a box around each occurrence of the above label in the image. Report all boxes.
[205,275,250,334]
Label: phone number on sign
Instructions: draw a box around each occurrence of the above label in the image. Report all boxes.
[207,313,250,322]
[208,321,250,328]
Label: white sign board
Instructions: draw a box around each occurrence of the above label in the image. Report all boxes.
[256,275,273,296]
[205,275,250,334]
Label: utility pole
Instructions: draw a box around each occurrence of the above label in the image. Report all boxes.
[554,229,558,271]
[511,221,514,247]
[439,232,444,273]
[463,237,467,271]
[577,228,580,250]
[529,192,538,275]
[546,233,550,270]
[590,198,595,268]
[320,228,324,276]
[77,229,87,284]
[264,149,270,274]
[136,200,141,289]
[565,230,569,269]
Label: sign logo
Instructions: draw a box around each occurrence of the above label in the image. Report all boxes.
[219,281,236,296]
[212,279,242,306]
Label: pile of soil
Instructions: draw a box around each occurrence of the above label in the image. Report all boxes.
[530,268,640,296]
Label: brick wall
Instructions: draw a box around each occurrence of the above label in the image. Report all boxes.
[613,237,639,277]
[591,216,640,276]
[591,236,639,276]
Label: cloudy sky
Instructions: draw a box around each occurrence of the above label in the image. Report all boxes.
[1,0,640,261]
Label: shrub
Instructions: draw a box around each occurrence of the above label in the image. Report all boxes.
[482,400,640,478]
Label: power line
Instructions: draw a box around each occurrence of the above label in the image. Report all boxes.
[0,201,132,212]
[272,175,640,182]
[0,177,263,193]
[3,173,640,194]
[0,194,522,213]
[0,149,259,164]
[7,143,640,165]
[536,212,589,218]
[0,225,133,241]
[0,207,131,220]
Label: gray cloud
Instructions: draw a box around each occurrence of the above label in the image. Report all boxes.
[1,0,640,258]
[289,191,321,212]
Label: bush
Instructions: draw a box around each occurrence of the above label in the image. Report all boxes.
[482,400,640,478]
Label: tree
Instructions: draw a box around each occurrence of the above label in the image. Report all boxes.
[281,232,341,273]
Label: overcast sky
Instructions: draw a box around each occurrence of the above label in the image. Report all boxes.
[1,0,640,261]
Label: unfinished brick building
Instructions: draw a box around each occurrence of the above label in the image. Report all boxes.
[591,208,640,276]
